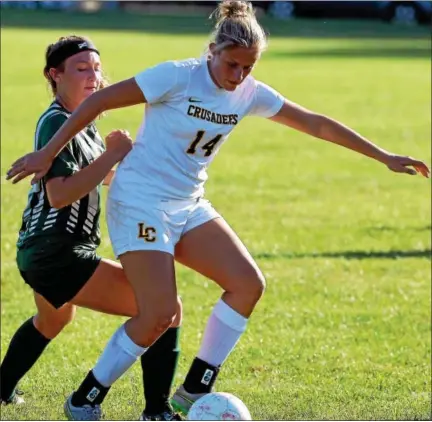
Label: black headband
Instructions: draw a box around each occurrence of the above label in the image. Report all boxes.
[47,40,100,69]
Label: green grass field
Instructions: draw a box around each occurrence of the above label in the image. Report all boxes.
[1,9,431,421]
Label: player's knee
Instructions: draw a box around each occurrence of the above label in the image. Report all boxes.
[34,305,76,339]
[172,296,183,327]
[239,266,266,303]
[143,320,175,346]
[134,301,178,345]
[154,315,176,335]
[250,269,266,302]
[156,300,178,329]
[152,303,178,341]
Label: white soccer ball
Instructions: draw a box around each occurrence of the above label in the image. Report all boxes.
[187,392,252,421]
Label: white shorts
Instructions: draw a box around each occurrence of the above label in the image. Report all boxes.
[106,196,221,258]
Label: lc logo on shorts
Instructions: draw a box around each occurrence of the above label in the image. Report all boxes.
[137,222,156,242]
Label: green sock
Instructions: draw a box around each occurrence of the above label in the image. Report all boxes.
[141,327,180,415]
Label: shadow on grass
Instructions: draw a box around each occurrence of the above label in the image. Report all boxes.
[365,225,432,232]
[267,46,431,60]
[1,9,430,40]
[255,249,432,260]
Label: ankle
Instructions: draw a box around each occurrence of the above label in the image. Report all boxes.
[71,371,110,407]
[183,357,220,394]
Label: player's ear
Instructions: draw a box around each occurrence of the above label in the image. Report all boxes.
[208,43,217,57]
[48,68,61,84]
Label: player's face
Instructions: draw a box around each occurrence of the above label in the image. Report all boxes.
[209,44,260,91]
[54,51,102,105]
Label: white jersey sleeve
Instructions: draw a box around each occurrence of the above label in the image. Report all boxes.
[247,81,285,118]
[135,61,181,104]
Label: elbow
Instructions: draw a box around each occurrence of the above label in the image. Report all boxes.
[87,92,105,117]
[312,114,331,139]
[46,177,75,209]
[78,91,105,119]
[47,190,72,209]
[48,195,68,210]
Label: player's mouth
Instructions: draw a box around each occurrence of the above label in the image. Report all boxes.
[85,87,97,92]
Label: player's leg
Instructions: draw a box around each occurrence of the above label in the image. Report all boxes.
[0,293,75,405]
[140,296,183,420]
[0,258,135,406]
[0,254,136,406]
[70,258,137,316]
[72,257,184,419]
[65,198,188,420]
[65,251,179,421]
[176,216,264,316]
[1,256,181,419]
[172,202,265,413]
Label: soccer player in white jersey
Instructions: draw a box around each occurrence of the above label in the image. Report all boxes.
[7,1,430,420]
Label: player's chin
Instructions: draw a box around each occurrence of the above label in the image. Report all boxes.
[224,82,238,91]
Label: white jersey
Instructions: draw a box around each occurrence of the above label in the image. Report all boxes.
[109,58,285,202]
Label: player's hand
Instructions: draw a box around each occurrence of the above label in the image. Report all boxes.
[6,149,53,185]
[105,129,133,162]
[383,153,430,178]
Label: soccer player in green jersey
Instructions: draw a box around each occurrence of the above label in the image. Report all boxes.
[0,35,182,421]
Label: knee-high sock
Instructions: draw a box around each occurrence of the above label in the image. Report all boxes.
[72,324,147,406]
[184,299,248,394]
[0,317,50,401]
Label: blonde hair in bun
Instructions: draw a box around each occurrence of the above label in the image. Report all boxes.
[209,1,267,53]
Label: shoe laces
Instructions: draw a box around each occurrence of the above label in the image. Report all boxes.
[80,404,102,421]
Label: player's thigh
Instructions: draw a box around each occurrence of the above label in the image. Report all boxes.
[119,251,178,322]
[106,196,181,262]
[175,216,265,296]
[33,292,76,338]
[71,258,138,317]
[106,196,184,321]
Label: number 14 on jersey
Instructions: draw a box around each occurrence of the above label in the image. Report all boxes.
[186,130,223,157]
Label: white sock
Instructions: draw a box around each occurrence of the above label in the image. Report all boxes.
[92,324,148,387]
[197,299,248,367]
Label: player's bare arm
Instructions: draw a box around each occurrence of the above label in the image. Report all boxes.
[270,99,430,178]
[103,169,115,186]
[6,79,145,184]
[46,130,131,209]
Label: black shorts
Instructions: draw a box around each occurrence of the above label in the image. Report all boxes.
[17,241,101,309]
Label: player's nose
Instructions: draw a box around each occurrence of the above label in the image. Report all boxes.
[232,68,243,83]
[88,68,98,82]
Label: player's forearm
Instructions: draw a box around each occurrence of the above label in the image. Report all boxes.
[43,94,104,160]
[43,80,144,160]
[103,169,115,186]
[314,114,390,163]
[48,152,118,209]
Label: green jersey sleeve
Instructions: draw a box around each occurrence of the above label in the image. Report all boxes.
[36,113,79,182]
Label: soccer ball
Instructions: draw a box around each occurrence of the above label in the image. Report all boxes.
[187,392,251,421]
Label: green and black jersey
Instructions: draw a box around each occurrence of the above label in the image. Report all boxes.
[17,101,105,271]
